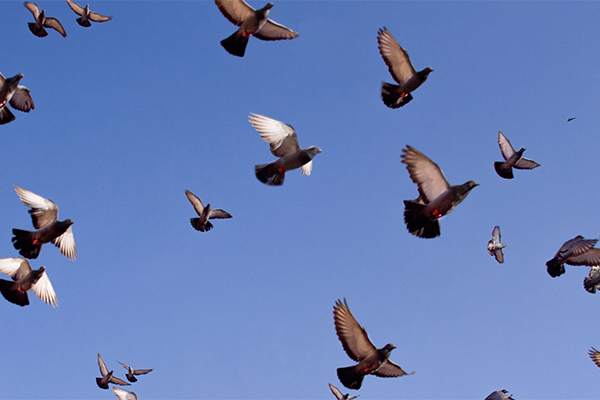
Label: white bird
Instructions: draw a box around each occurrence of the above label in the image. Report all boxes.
[0,257,57,307]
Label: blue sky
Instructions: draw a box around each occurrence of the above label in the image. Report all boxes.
[2,1,600,399]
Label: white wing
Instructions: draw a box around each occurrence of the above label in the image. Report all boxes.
[24,2,41,18]
[112,387,138,400]
[31,270,58,307]
[0,257,30,279]
[52,226,77,261]
[401,145,450,203]
[249,113,300,157]
[497,131,516,161]
[301,160,313,175]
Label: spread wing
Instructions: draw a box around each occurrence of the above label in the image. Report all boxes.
[373,359,414,377]
[185,190,205,216]
[328,383,344,400]
[132,368,153,375]
[109,376,131,386]
[590,347,600,369]
[377,27,416,85]
[52,226,77,260]
[32,270,58,307]
[492,226,501,245]
[65,0,84,15]
[44,17,67,37]
[255,20,299,41]
[24,2,41,18]
[249,113,300,157]
[13,185,59,229]
[89,11,112,22]
[0,257,31,280]
[208,209,232,220]
[401,145,450,203]
[112,387,137,400]
[333,298,377,362]
[566,248,600,266]
[98,353,109,376]
[514,157,541,170]
[556,236,597,260]
[494,249,504,264]
[497,131,515,161]
[214,0,254,26]
[301,160,313,176]
[10,87,34,112]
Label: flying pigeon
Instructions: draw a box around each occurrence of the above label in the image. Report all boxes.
[0,257,57,307]
[567,117,576,122]
[11,185,76,260]
[484,389,516,400]
[494,131,540,179]
[584,266,600,294]
[0,72,34,125]
[24,2,67,38]
[333,298,414,390]
[112,387,137,400]
[118,361,153,382]
[185,190,232,232]
[328,383,359,400]
[546,235,600,278]
[487,226,506,263]
[401,145,478,239]
[249,113,322,186]
[377,27,432,108]
[65,0,112,27]
[215,0,298,57]
[97,354,131,389]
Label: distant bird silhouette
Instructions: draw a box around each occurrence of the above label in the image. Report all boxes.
[24,2,67,37]
[0,72,34,125]
[329,383,359,400]
[567,117,576,122]
[112,386,137,400]
[584,266,600,294]
[250,113,321,186]
[487,226,506,263]
[484,389,515,400]
[494,131,540,179]
[97,354,130,389]
[12,185,76,260]
[377,27,432,108]
[118,361,153,382]
[401,145,478,238]
[215,0,298,57]
[0,257,57,307]
[65,0,112,27]
[333,298,413,390]
[546,235,600,278]
[185,190,232,232]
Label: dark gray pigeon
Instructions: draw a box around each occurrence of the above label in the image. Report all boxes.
[567,117,576,122]
[487,226,506,263]
[185,190,232,232]
[494,131,540,179]
[584,266,600,294]
[333,298,413,390]
[546,235,600,278]
[24,2,67,38]
[401,145,478,239]
[250,113,321,186]
[328,383,359,400]
[0,257,57,307]
[118,361,153,382]
[12,185,76,260]
[66,0,112,27]
[484,389,515,400]
[215,0,298,57]
[112,387,137,400]
[377,27,432,108]
[97,354,131,389]
[0,72,34,125]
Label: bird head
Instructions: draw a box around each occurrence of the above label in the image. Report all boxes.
[6,73,24,85]
[306,146,322,157]
[381,343,396,354]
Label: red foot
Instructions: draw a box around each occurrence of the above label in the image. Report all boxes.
[32,239,41,245]
[242,31,252,38]
[278,167,285,173]
[0,101,5,108]
[400,92,409,98]
[432,209,443,218]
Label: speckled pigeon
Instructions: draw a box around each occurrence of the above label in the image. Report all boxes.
[12,185,76,260]
[118,361,153,382]
[329,383,359,400]
[494,131,540,179]
[249,113,321,186]
[185,190,232,232]
[584,266,600,294]
[0,257,57,307]
[484,389,516,400]
[24,2,67,37]
[401,145,478,239]
[333,298,413,390]
[546,235,600,278]
[0,72,34,125]
[488,226,506,263]
[215,0,298,57]
[377,27,432,108]
[66,0,112,27]
[97,354,130,389]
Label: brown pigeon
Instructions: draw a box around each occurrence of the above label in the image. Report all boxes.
[0,257,57,307]
[0,72,34,125]
[546,235,600,278]
[494,131,540,179]
[118,361,153,382]
[333,298,413,390]
[24,2,67,37]
[328,383,359,400]
[65,0,112,27]
[96,354,130,389]
[185,190,232,232]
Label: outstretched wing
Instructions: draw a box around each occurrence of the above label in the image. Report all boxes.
[13,185,59,229]
[255,19,298,41]
[9,87,35,112]
[31,270,58,307]
[401,146,450,203]
[249,113,300,157]
[185,190,205,216]
[377,27,416,85]
[333,298,377,362]
[373,359,414,378]
[52,226,77,261]
[0,257,31,280]
[497,131,515,161]
[214,0,254,26]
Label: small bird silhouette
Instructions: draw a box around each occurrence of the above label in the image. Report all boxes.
[118,361,153,382]
[24,2,67,37]
[65,0,112,27]
[185,190,232,232]
[329,383,359,400]
[567,117,576,122]
[0,72,34,125]
[546,235,600,278]
[494,131,540,179]
[487,226,506,263]
[0,257,57,307]
[96,354,130,389]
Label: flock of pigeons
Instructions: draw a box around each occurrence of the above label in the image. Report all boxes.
[3,0,599,398]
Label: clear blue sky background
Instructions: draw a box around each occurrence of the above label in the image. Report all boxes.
[1,1,600,399]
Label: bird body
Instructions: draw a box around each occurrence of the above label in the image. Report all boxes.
[97,354,130,389]
[24,2,67,37]
[487,226,506,263]
[546,235,600,277]
[584,266,600,294]
[494,131,540,179]
[0,257,57,307]
[0,72,35,125]
[185,190,232,232]
[66,0,112,27]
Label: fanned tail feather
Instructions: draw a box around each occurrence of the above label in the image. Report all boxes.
[494,162,514,179]
[0,107,15,125]
[221,32,249,57]
[336,365,364,390]
[255,163,284,186]
[381,81,413,109]
[403,200,440,239]
[11,229,42,259]
[28,23,48,37]
[546,258,565,277]
[190,218,213,232]
[0,279,29,307]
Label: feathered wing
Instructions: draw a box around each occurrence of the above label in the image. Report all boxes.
[497,131,515,160]
[494,249,504,264]
[98,353,109,376]
[13,185,59,228]
[301,160,313,175]
[254,20,298,40]
[89,11,112,22]
[249,113,300,157]
[112,386,137,400]
[24,2,41,18]
[65,0,84,15]
[373,360,414,377]
[492,226,501,245]
[514,157,541,170]
[52,226,77,260]
[10,87,35,112]
[132,368,152,375]
[377,27,416,85]
[208,209,232,220]
[0,257,31,280]
[589,347,600,369]
[31,270,57,307]
[566,248,600,266]
[333,298,377,362]
[214,0,255,26]
[557,236,597,260]
[401,146,450,203]
[109,376,131,386]
[185,190,205,216]
[44,18,67,37]
[328,383,344,400]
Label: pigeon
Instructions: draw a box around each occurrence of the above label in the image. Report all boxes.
[487,226,506,263]
[589,347,600,369]
[484,389,515,400]
[24,2,67,38]
[118,361,153,382]
[333,298,414,390]
[494,131,541,179]
[0,257,57,307]
[97,354,131,389]
[377,27,432,108]
[185,190,232,232]
[0,72,35,125]
[249,113,322,186]
[567,117,576,122]
[329,383,359,400]
[584,266,600,294]
[546,235,600,278]
[215,0,298,57]
[11,185,76,260]
[401,145,478,239]
[65,0,112,27]
[112,387,137,400]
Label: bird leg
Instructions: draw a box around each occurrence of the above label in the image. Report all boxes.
[432,209,442,218]
[242,31,252,37]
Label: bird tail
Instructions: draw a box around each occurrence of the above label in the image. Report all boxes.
[546,258,565,277]
[0,279,29,307]
[381,81,413,109]
[337,365,365,390]
[190,218,213,232]
[403,200,440,239]
[28,22,48,37]
[95,377,109,389]
[11,229,42,259]
[221,31,250,57]
[0,107,16,125]
[494,162,514,179]
[255,163,285,186]
[76,17,91,27]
